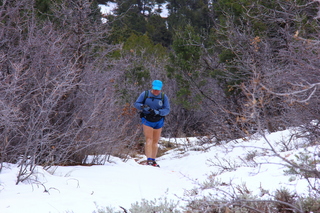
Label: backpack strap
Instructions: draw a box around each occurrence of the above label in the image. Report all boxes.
[143,90,165,104]
[143,90,149,104]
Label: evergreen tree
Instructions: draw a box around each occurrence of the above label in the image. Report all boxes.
[147,14,172,46]
[107,0,148,41]
[167,25,202,109]
[34,0,57,19]
[107,0,171,46]
[166,0,213,33]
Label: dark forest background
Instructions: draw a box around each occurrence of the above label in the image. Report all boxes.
[0,0,319,184]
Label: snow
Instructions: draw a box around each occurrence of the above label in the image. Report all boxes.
[0,128,317,213]
[98,2,169,18]
[98,2,117,16]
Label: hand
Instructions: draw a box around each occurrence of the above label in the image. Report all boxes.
[149,109,155,116]
[149,109,159,116]
[141,105,150,111]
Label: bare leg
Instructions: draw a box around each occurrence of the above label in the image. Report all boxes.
[151,128,162,158]
[143,124,162,159]
[143,124,154,158]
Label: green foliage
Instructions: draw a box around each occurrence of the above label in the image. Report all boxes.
[123,34,167,58]
[34,0,66,20]
[167,0,213,33]
[129,198,181,213]
[94,198,181,213]
[214,0,249,26]
[166,25,203,109]
[296,14,319,38]
[88,1,104,23]
[115,0,154,16]
[124,34,153,51]
[216,0,247,17]
[299,196,320,212]
[251,20,268,35]
[170,25,201,71]
[274,188,296,212]
[283,151,319,178]
[107,1,148,39]
[126,65,150,84]
[107,3,172,47]
[35,0,51,14]
[218,49,235,63]
[146,15,172,47]
[126,12,148,34]
[107,23,137,45]
[116,33,168,103]
[183,184,315,213]
[183,190,272,213]
[116,64,151,103]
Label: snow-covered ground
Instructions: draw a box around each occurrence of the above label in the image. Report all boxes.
[0,128,317,213]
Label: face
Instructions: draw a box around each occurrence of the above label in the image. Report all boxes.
[151,89,161,96]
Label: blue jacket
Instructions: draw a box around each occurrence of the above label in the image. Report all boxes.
[134,90,170,117]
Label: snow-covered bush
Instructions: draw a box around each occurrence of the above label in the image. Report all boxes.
[95,198,180,213]
[129,198,180,213]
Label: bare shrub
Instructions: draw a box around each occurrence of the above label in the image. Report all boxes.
[179,0,320,140]
[0,0,135,183]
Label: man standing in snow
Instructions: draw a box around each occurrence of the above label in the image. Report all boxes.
[134,80,170,167]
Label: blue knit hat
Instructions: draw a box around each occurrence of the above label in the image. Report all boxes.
[152,80,163,90]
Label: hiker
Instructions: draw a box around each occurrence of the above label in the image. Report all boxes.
[134,80,170,167]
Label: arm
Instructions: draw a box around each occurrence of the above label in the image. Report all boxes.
[158,94,170,116]
[134,91,146,110]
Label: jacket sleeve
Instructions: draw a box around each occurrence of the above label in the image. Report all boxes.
[134,91,146,110]
[159,94,170,116]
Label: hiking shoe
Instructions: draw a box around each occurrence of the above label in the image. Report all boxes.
[147,160,160,167]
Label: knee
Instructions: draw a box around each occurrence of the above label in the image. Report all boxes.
[145,137,153,144]
[152,139,159,144]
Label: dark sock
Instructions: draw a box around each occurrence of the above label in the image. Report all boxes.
[147,158,155,161]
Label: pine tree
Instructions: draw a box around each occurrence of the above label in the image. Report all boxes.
[166,0,213,33]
